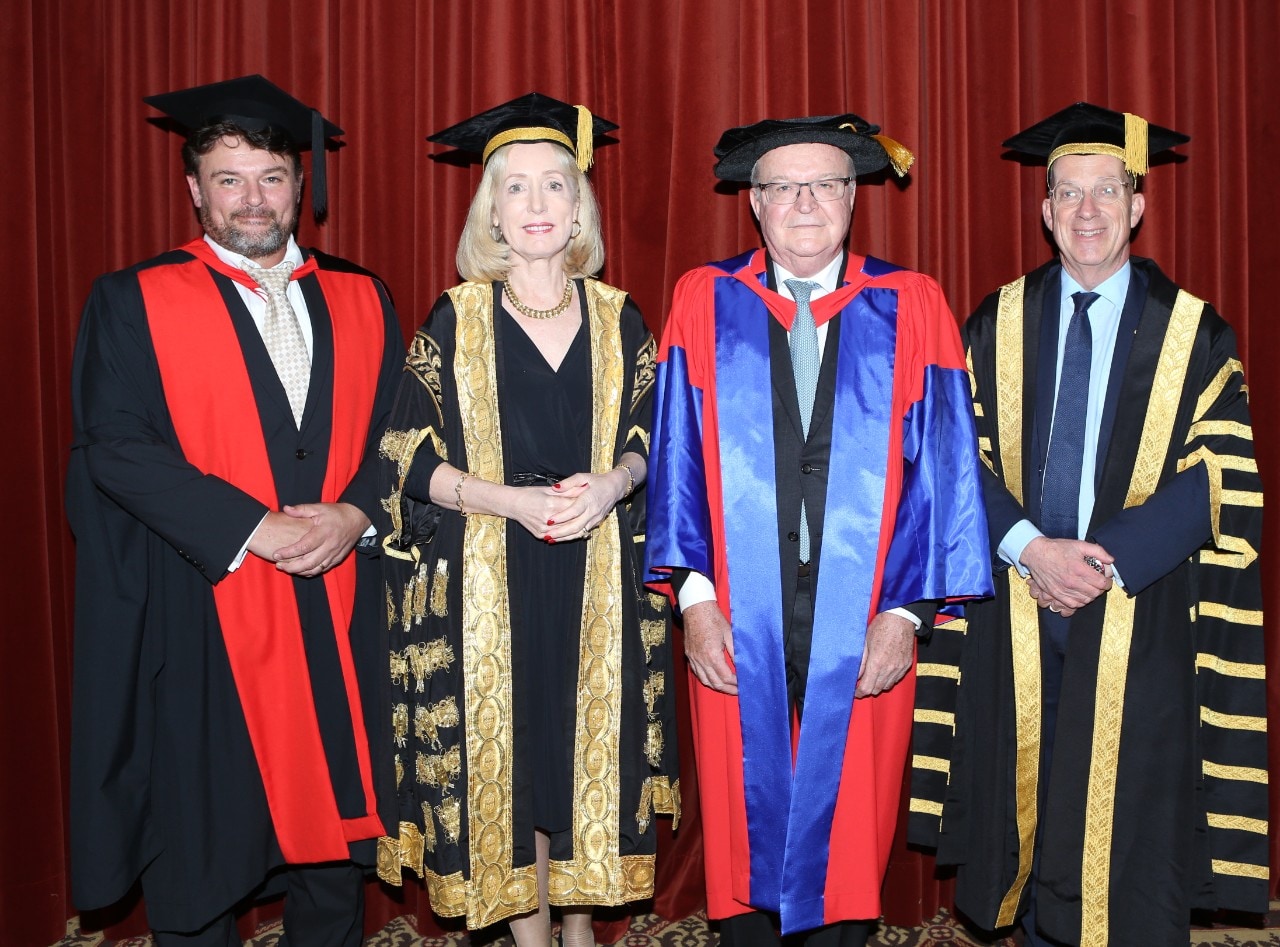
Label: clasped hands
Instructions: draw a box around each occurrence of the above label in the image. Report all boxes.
[248,502,370,578]
[1021,536,1115,617]
[682,601,914,698]
[507,469,629,543]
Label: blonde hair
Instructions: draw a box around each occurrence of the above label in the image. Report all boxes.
[456,142,605,283]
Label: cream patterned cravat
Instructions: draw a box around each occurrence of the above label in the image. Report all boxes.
[242,260,310,426]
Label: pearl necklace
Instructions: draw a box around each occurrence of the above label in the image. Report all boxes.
[504,279,574,319]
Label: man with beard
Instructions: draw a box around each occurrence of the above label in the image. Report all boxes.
[66,76,401,946]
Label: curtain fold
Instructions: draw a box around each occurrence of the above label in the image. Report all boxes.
[5,1,1277,942]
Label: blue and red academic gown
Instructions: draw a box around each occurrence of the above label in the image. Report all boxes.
[646,249,991,933]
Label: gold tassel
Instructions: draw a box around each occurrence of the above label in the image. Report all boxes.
[575,104,594,171]
[1124,112,1149,175]
[871,134,915,177]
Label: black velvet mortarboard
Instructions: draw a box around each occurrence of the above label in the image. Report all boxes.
[144,75,342,217]
[712,113,914,182]
[1002,102,1188,176]
[428,92,617,171]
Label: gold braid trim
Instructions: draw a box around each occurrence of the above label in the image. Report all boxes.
[1212,860,1269,880]
[1077,289,1201,946]
[913,709,955,729]
[910,798,944,817]
[561,279,629,904]
[994,278,1027,504]
[1206,812,1268,834]
[916,662,961,681]
[996,571,1043,927]
[448,281,524,927]
[1200,707,1267,732]
[1203,760,1269,783]
[913,754,950,774]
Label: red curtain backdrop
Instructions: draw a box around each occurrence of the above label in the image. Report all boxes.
[4,1,1279,944]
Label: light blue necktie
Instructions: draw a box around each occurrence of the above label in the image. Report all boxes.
[1040,291,1100,539]
[786,279,820,562]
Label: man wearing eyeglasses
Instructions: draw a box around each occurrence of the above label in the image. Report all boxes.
[932,104,1266,946]
[645,114,992,946]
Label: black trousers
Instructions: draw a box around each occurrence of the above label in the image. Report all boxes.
[152,863,365,947]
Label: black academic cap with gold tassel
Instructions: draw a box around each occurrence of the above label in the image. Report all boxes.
[1002,102,1188,177]
[428,92,617,172]
[712,112,914,182]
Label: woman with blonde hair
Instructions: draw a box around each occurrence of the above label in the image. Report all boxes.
[377,94,678,947]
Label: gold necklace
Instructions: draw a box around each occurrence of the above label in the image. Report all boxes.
[504,279,574,319]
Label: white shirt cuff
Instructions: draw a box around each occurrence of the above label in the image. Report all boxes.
[999,519,1043,577]
[887,606,923,630]
[676,570,718,613]
[230,512,271,572]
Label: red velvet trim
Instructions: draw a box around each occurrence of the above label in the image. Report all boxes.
[139,245,386,862]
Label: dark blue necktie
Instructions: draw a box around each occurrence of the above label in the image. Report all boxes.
[1040,291,1099,539]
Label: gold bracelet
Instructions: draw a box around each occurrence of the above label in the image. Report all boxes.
[454,472,470,516]
[615,463,635,498]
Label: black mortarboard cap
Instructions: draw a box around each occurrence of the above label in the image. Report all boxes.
[144,74,343,217]
[712,113,914,182]
[1002,102,1189,176]
[428,92,617,171]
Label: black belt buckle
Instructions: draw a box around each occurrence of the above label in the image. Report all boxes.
[797,561,811,577]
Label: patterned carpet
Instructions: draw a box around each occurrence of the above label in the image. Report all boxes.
[50,905,1280,946]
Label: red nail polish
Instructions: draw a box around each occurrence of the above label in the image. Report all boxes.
[553,483,562,490]
[547,519,556,526]
[544,534,553,543]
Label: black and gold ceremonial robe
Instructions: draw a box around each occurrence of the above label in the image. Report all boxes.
[923,257,1267,946]
[376,279,679,928]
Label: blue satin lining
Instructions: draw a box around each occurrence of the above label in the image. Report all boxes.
[778,287,897,930]
[713,277,793,909]
[645,346,711,581]
[879,365,995,611]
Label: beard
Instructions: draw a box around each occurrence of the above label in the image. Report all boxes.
[201,205,294,260]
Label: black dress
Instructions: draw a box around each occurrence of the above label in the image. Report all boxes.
[376,279,679,929]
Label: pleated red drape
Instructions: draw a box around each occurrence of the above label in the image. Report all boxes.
[4,2,1279,944]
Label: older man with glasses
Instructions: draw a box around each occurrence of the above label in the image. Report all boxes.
[645,113,993,946]
[931,103,1267,947]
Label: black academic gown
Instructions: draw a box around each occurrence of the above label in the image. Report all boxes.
[926,257,1267,946]
[66,245,402,932]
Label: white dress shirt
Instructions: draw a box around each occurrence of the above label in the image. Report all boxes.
[676,255,922,627]
[998,263,1131,586]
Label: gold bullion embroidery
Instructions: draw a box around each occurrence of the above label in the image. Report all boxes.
[385,582,397,631]
[401,581,414,634]
[431,558,449,617]
[392,703,409,748]
[643,670,664,715]
[645,721,664,769]
[652,776,680,827]
[436,794,462,844]
[407,639,455,692]
[405,331,445,426]
[632,333,656,412]
[422,800,437,853]
[641,618,666,663]
[416,746,462,791]
[636,778,654,833]
[390,651,409,690]
[394,753,404,788]
[412,561,429,624]
[415,697,461,748]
